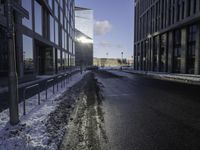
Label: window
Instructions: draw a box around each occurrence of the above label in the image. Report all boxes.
[22,0,32,29]
[48,0,53,9]
[182,1,185,19]
[23,35,34,74]
[44,48,54,73]
[173,30,181,73]
[55,21,59,45]
[50,15,55,42]
[187,25,197,74]
[34,0,42,35]
[71,56,75,66]
[64,52,68,67]
[54,1,59,18]
[62,29,65,49]
[153,37,158,71]
[193,0,197,14]
[68,54,71,66]
[0,27,8,76]
[60,9,63,25]
[69,37,72,53]
[160,34,167,72]
[60,0,63,9]
[65,32,67,50]
[57,49,61,70]
[177,2,180,21]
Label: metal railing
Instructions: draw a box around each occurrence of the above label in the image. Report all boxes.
[56,75,62,91]
[22,69,80,116]
[23,84,40,115]
[45,79,55,100]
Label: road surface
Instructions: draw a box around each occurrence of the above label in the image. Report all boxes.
[95,70,200,150]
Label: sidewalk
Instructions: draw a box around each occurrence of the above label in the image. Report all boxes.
[122,69,200,85]
[0,71,88,150]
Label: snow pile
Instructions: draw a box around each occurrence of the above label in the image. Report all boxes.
[0,71,88,150]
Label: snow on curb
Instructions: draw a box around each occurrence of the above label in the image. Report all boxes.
[0,71,88,150]
[122,70,200,85]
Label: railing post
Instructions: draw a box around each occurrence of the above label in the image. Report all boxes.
[23,89,26,116]
[57,77,59,91]
[61,76,63,89]
[45,83,48,100]
[38,86,40,105]
[53,79,55,94]
[23,84,40,115]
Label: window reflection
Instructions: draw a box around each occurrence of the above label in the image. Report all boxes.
[62,29,65,49]
[48,0,53,9]
[64,52,68,68]
[55,21,59,45]
[57,49,61,70]
[22,0,32,29]
[23,35,34,74]
[50,15,55,42]
[45,48,54,73]
[34,0,42,35]
[54,1,59,18]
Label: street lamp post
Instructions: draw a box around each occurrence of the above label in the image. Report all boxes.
[121,52,124,66]
[6,0,19,125]
[131,55,134,69]
[106,52,108,67]
[6,0,29,125]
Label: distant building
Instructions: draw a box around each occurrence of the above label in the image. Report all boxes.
[75,7,93,67]
[93,58,130,67]
[0,0,75,81]
[134,0,200,75]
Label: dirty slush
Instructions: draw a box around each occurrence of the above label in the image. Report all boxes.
[46,72,109,150]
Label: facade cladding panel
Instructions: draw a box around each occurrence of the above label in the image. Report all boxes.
[0,0,75,79]
[75,7,93,66]
[134,0,200,75]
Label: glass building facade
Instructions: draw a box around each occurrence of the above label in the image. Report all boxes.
[0,0,75,78]
[134,0,200,75]
[75,7,94,66]
[75,7,93,39]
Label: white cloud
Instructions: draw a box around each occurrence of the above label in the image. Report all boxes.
[96,41,124,49]
[98,41,113,48]
[94,20,112,36]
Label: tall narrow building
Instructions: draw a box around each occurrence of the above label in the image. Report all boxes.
[75,7,93,67]
[134,0,200,75]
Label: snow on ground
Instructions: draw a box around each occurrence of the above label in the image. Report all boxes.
[107,68,200,84]
[0,71,88,150]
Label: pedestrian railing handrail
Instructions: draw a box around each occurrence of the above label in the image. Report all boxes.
[45,78,55,100]
[23,83,40,115]
[22,69,80,116]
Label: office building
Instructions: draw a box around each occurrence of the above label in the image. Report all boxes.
[134,0,200,74]
[0,0,75,81]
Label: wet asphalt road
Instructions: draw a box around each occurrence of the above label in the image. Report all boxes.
[96,70,200,150]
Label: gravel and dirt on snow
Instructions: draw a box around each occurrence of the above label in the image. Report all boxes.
[0,72,88,150]
[60,72,110,150]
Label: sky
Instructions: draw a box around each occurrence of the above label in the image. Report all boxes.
[75,0,134,59]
